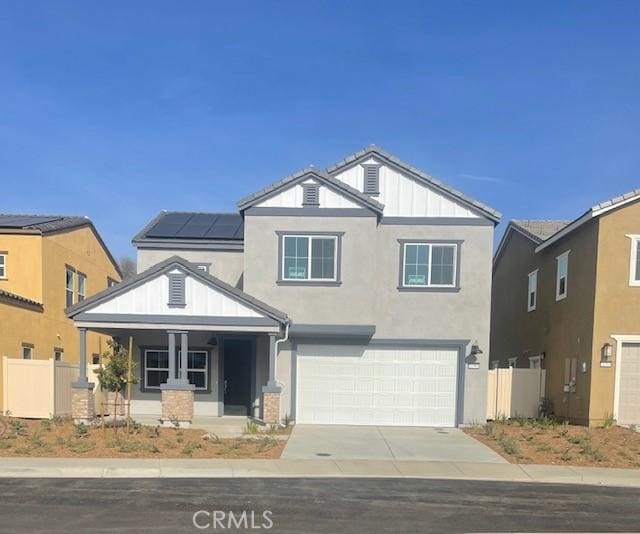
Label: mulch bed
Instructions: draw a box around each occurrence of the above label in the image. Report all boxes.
[0,417,287,459]
[464,419,640,469]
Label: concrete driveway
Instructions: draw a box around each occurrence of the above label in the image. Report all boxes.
[282,425,506,463]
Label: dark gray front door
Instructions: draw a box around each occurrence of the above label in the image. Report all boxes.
[223,339,253,416]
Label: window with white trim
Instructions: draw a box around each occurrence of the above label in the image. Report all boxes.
[507,357,518,368]
[195,264,210,274]
[628,236,640,286]
[282,235,337,281]
[529,355,543,369]
[65,267,75,307]
[0,253,6,279]
[77,272,87,302]
[144,349,208,390]
[22,345,33,360]
[402,243,457,288]
[54,349,63,362]
[527,270,538,311]
[556,251,569,301]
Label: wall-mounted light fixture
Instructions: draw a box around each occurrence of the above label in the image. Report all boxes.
[600,342,613,367]
[470,342,483,356]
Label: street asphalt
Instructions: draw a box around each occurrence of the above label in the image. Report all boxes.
[0,478,639,533]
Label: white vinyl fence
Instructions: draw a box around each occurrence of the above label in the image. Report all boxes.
[487,368,546,420]
[2,357,102,419]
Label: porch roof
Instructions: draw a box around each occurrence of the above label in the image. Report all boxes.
[65,256,289,332]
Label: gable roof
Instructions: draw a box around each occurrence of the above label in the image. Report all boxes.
[0,213,121,278]
[236,167,385,215]
[511,220,571,243]
[133,212,244,243]
[65,255,288,324]
[535,188,640,252]
[326,145,502,223]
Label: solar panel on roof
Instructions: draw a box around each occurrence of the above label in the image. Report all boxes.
[144,213,244,240]
[0,215,62,228]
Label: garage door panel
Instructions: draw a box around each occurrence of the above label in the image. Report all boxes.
[296,345,459,427]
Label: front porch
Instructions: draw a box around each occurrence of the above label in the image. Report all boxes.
[65,256,289,427]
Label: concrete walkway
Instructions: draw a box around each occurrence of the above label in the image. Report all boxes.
[282,425,506,462]
[0,457,638,487]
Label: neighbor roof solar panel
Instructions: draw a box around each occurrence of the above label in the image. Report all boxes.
[144,212,244,240]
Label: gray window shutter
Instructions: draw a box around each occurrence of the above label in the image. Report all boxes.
[302,183,320,206]
[168,273,186,307]
[363,165,380,195]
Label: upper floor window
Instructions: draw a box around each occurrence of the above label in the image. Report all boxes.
[107,277,118,288]
[278,233,341,285]
[22,344,33,360]
[194,263,210,274]
[77,272,87,302]
[65,267,75,307]
[527,269,538,311]
[54,348,63,362]
[628,235,640,287]
[0,252,6,279]
[556,251,569,301]
[400,242,459,290]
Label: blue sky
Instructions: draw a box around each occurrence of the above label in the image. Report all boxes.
[1,1,639,259]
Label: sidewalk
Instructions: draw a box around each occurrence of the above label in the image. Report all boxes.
[0,457,638,487]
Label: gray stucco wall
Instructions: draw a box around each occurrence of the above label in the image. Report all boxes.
[245,215,494,424]
[136,248,245,288]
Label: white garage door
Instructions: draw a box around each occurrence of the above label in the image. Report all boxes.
[296,345,459,427]
[618,343,640,426]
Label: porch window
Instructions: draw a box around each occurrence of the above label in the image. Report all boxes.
[281,235,338,282]
[144,349,208,390]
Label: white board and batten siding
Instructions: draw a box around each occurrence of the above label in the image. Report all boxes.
[89,270,262,318]
[255,180,360,209]
[296,345,459,427]
[333,158,481,218]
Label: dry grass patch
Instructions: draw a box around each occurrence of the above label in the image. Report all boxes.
[465,418,640,468]
[0,416,286,459]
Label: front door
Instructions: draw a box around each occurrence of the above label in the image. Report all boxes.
[223,339,253,416]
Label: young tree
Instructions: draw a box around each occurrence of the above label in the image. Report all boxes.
[119,256,137,280]
[96,340,138,431]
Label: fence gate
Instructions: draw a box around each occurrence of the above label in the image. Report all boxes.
[487,368,546,420]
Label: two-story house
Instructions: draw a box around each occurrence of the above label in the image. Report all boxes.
[0,215,121,412]
[66,146,500,428]
[491,189,640,426]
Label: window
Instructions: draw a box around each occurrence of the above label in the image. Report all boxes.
[0,252,6,279]
[302,183,320,206]
[22,345,33,360]
[144,349,208,390]
[401,242,458,288]
[281,235,338,282]
[491,360,499,370]
[527,270,538,311]
[194,264,210,274]
[92,354,100,365]
[628,235,640,286]
[507,357,518,368]
[556,251,569,301]
[107,277,118,288]
[529,355,543,369]
[77,272,86,302]
[54,349,63,362]
[362,164,380,195]
[65,267,75,307]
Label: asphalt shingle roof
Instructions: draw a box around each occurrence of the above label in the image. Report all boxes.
[0,289,43,309]
[511,220,571,243]
[0,214,91,233]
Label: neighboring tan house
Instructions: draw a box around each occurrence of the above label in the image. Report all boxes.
[491,189,640,426]
[0,215,121,412]
[66,146,500,428]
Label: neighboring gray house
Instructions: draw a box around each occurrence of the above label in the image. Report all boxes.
[66,146,500,427]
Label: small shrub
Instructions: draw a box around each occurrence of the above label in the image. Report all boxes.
[592,449,606,462]
[267,423,278,435]
[51,415,66,426]
[67,440,94,454]
[30,429,45,448]
[245,420,259,434]
[176,437,184,444]
[40,419,51,432]
[182,442,202,457]
[14,447,31,455]
[148,444,161,454]
[560,449,572,462]
[75,423,89,439]
[257,437,276,452]
[117,439,142,453]
[536,443,553,453]
[483,423,495,437]
[602,413,616,429]
[0,441,11,450]
[9,420,27,437]
[146,426,161,439]
[282,414,292,427]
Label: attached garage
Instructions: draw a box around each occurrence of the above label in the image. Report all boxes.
[616,343,640,426]
[295,344,461,427]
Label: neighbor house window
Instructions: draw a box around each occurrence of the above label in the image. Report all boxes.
[508,357,518,368]
[280,234,338,282]
[556,251,569,301]
[401,242,458,288]
[22,345,33,360]
[77,272,87,302]
[628,235,640,287]
[194,263,210,274]
[0,252,6,279]
[54,349,63,362]
[107,277,118,288]
[529,355,543,369]
[144,349,208,390]
[65,267,75,307]
[527,270,538,311]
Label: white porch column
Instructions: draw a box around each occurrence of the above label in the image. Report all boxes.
[76,327,89,385]
[71,327,95,425]
[168,331,177,382]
